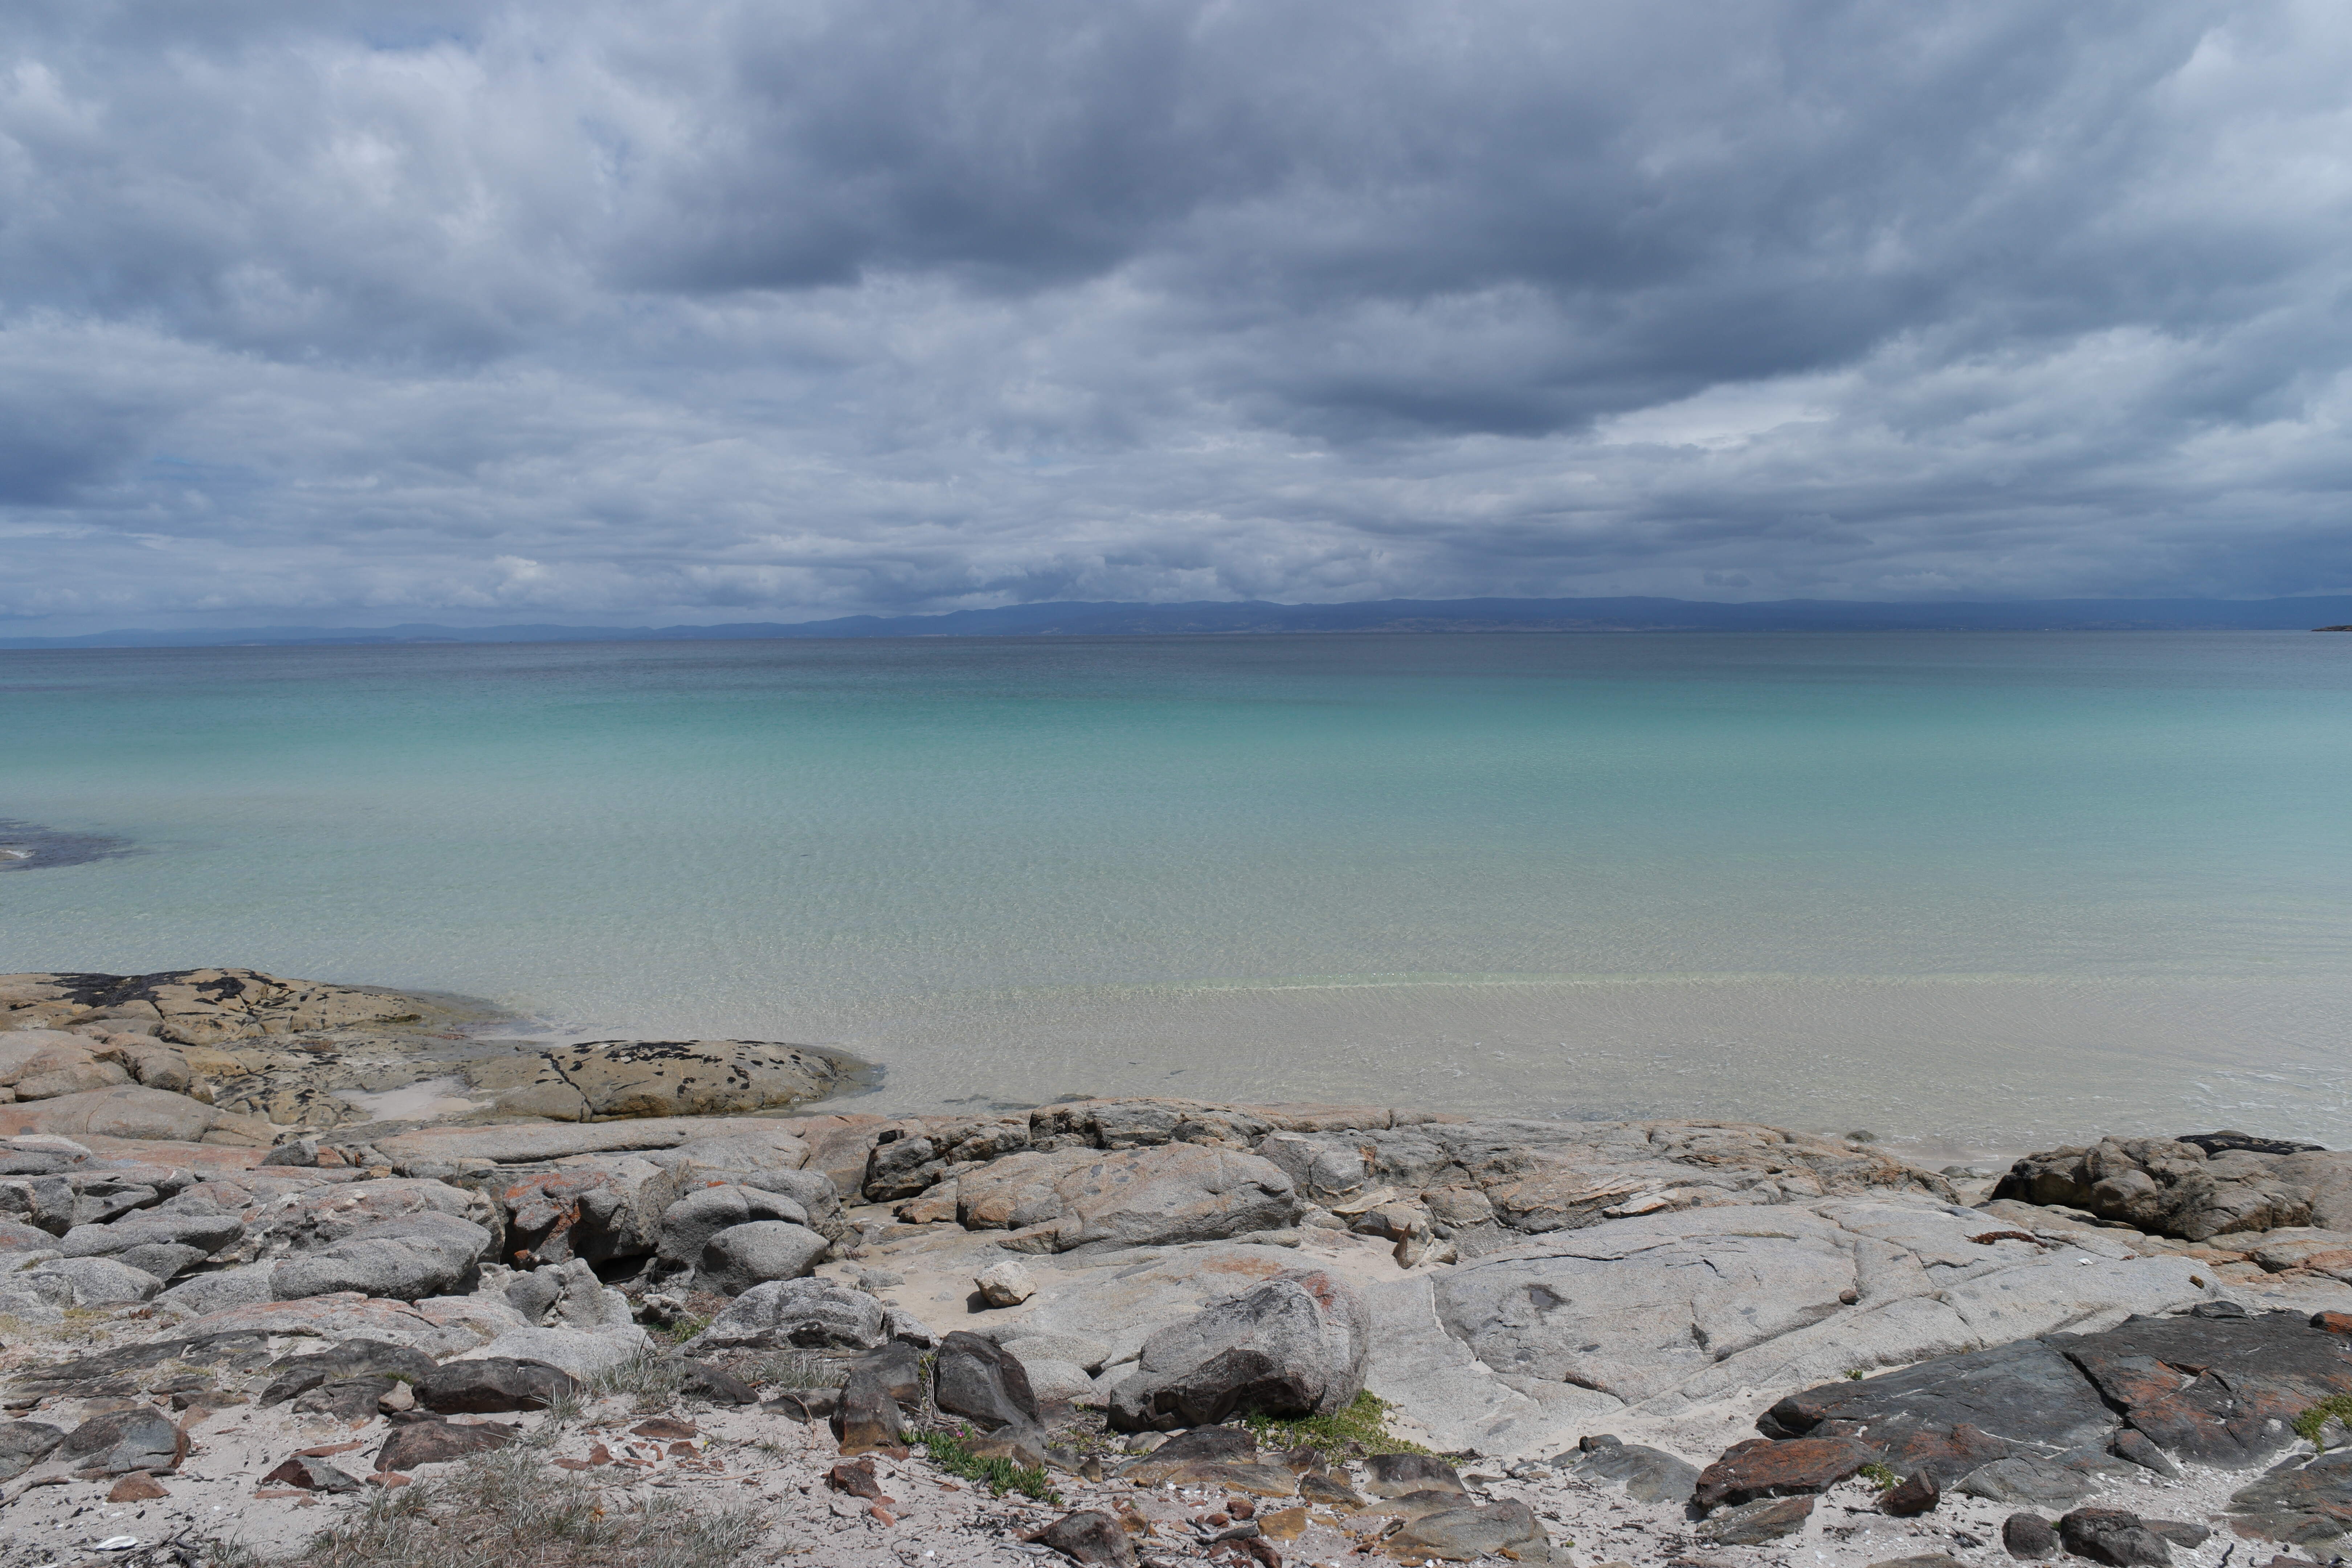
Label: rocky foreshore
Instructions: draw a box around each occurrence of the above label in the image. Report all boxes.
[4,969,2352,1568]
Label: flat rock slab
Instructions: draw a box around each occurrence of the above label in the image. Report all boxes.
[487,1040,867,1122]
[378,1116,831,1172]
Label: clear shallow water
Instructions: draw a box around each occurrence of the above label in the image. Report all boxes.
[2,632,2348,1156]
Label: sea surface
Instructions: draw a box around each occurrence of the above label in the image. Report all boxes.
[4,632,2349,1159]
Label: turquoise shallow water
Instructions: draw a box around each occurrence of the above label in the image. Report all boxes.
[3,632,2349,1155]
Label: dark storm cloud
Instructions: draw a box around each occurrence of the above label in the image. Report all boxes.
[3,0,2349,630]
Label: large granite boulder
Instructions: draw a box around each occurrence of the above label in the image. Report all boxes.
[1993,1134,2350,1241]
[487,1040,863,1122]
[958,1142,1300,1253]
[237,1177,501,1262]
[271,1212,493,1301]
[1108,1266,1370,1431]
[656,1183,816,1269]
[695,1221,831,1294]
[678,1277,889,1354]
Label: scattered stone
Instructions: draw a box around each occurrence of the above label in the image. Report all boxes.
[373,1417,514,1472]
[1382,1498,1552,1563]
[1298,1472,1366,1510]
[261,1455,364,1493]
[1694,1436,1875,1509]
[833,1343,921,1455]
[58,1409,187,1475]
[107,1472,169,1502]
[1881,1469,1940,1516]
[2003,1512,2059,1559]
[416,1357,577,1414]
[0,1420,64,1481]
[1696,1494,1815,1545]
[2058,1507,2176,1567]
[1563,1440,1701,1503]
[291,1376,397,1421]
[1030,1509,1139,1568]
[1362,1452,1465,1498]
[976,1258,1036,1307]
[933,1330,1041,1430]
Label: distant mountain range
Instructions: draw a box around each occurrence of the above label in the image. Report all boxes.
[7,595,2352,649]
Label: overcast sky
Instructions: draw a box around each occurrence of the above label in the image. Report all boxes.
[4,1,2350,632]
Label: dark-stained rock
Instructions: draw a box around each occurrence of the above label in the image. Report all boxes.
[1880,1470,1940,1516]
[1694,1436,1874,1510]
[1760,1339,2107,1469]
[261,1455,364,1493]
[2058,1508,2174,1567]
[1030,1509,1139,1568]
[1755,1307,2352,1486]
[1107,1267,1369,1431]
[260,1339,437,1406]
[2004,1512,2059,1559]
[58,1409,186,1475]
[374,1417,515,1471]
[1696,1494,1814,1545]
[933,1331,1040,1431]
[833,1342,920,1455]
[2111,1429,2180,1478]
[2228,1449,2352,1545]
[417,1357,577,1414]
[1381,1498,1552,1563]
[0,1419,64,1481]
[2058,1309,2352,1467]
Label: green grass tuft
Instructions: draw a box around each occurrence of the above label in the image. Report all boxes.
[1857,1461,1902,1491]
[916,1429,1062,1503]
[1242,1389,1431,1461]
[2294,1395,2352,1446]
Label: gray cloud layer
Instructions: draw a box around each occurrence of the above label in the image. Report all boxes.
[4,1,2349,630]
